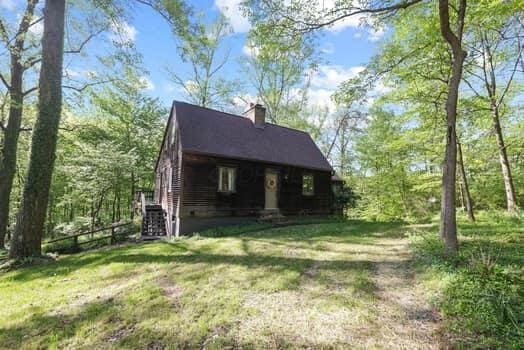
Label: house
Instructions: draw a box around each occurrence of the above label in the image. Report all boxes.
[145,101,336,237]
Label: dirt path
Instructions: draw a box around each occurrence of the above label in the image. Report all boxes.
[235,232,442,349]
[367,237,441,349]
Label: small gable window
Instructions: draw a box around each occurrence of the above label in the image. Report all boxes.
[302,174,314,196]
[218,167,236,193]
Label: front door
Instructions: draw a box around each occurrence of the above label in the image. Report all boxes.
[265,169,278,210]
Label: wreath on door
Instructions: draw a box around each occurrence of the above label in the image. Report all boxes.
[266,178,277,189]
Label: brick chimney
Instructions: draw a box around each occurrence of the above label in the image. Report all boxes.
[243,103,266,127]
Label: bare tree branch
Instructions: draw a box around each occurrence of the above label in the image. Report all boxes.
[63,79,117,92]
[0,72,10,90]
[0,17,10,46]
[134,0,175,25]
[269,0,424,33]
[497,42,522,107]
[27,16,44,31]
[23,86,38,96]
[64,27,106,54]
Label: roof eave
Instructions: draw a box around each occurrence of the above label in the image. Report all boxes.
[181,149,333,173]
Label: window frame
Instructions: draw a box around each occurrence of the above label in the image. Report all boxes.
[302,173,315,196]
[217,166,237,193]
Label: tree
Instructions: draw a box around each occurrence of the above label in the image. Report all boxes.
[457,139,475,221]
[240,23,317,124]
[245,0,467,253]
[462,16,522,212]
[0,0,133,249]
[436,0,467,254]
[0,0,40,250]
[168,14,239,110]
[45,73,165,236]
[9,0,66,258]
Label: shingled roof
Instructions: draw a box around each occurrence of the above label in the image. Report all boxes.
[173,101,333,172]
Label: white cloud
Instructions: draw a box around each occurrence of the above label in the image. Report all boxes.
[329,14,363,32]
[320,43,335,54]
[310,65,365,89]
[215,0,250,33]
[109,21,137,45]
[139,76,155,91]
[64,68,81,78]
[312,0,363,32]
[232,93,257,108]
[14,11,43,38]
[302,64,365,112]
[29,20,43,37]
[163,82,177,93]
[242,43,260,57]
[63,68,97,79]
[368,27,385,42]
[307,88,336,111]
[312,0,386,41]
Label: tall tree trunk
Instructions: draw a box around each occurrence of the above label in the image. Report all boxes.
[438,0,467,255]
[481,32,519,212]
[0,0,39,250]
[493,108,517,212]
[9,0,66,259]
[458,176,465,212]
[457,141,475,221]
[491,100,517,212]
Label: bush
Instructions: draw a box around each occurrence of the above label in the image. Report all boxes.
[412,232,524,349]
[440,261,523,349]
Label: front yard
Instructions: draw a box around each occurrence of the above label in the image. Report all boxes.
[0,216,522,349]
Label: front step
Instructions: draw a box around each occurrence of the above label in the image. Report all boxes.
[258,210,288,225]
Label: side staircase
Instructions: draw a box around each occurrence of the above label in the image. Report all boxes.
[142,204,167,239]
[135,190,167,240]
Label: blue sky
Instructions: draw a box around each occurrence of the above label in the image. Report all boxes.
[128,0,384,109]
[0,0,384,111]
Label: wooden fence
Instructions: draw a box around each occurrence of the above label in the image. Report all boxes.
[45,222,136,253]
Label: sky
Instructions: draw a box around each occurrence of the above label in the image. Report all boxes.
[127,0,384,110]
[0,0,384,112]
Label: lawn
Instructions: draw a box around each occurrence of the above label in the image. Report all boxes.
[0,215,522,349]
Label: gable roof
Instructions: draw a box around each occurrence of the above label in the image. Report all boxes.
[172,101,333,172]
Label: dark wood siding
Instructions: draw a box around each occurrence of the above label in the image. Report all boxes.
[180,153,333,217]
[155,117,182,223]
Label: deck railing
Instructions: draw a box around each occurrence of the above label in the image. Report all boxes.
[135,189,154,203]
[45,222,134,253]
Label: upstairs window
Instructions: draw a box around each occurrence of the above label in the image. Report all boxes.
[218,167,236,193]
[302,174,314,196]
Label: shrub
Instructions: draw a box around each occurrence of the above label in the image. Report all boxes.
[411,225,524,349]
[439,253,524,349]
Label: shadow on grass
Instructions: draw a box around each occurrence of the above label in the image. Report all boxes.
[8,219,407,283]
[0,297,118,349]
[13,246,410,282]
[0,293,201,349]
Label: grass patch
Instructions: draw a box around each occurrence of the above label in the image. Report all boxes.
[0,218,414,349]
[2,214,521,349]
[410,211,524,349]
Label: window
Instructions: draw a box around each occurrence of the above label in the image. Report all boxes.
[218,167,236,193]
[302,174,314,196]
[332,183,341,197]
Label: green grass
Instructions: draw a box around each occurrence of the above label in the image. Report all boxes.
[410,211,524,349]
[0,215,522,349]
